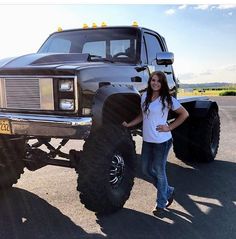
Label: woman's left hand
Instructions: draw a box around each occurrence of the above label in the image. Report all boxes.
[156,125,171,132]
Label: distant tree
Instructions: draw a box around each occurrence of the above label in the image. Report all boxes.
[219,91,236,96]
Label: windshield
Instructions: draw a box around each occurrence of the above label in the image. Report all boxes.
[38,28,140,63]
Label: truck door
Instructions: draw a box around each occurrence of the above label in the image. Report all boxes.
[143,32,175,90]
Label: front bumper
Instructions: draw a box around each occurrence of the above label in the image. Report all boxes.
[0,112,92,139]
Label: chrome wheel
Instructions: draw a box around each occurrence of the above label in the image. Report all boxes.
[109,153,125,188]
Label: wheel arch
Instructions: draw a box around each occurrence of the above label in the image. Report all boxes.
[192,100,219,118]
[92,85,141,129]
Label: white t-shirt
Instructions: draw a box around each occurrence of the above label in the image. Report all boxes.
[141,92,181,143]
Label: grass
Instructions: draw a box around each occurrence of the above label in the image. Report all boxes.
[178,89,236,97]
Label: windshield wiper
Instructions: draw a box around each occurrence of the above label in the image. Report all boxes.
[89,54,114,63]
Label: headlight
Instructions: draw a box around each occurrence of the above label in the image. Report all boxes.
[59,79,74,92]
[59,99,74,110]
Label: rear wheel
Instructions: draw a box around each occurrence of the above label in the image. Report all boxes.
[77,125,137,214]
[173,109,220,163]
[172,120,191,162]
[190,109,220,162]
[0,136,25,189]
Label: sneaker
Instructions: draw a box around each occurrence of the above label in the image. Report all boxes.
[166,190,175,208]
[153,206,165,217]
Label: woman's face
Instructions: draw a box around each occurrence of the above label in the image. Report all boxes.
[150,74,161,92]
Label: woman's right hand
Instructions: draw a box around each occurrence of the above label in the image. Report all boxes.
[122,121,129,127]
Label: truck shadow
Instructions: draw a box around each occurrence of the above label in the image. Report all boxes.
[1,156,235,239]
[97,208,187,239]
[96,156,236,239]
[0,188,104,239]
[0,186,195,239]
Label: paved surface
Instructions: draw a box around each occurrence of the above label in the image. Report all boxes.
[0,96,235,239]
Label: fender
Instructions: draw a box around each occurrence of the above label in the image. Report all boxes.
[192,100,218,118]
[92,84,141,129]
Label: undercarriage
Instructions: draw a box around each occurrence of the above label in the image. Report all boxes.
[24,137,81,171]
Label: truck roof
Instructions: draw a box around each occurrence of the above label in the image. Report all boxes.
[52,26,163,38]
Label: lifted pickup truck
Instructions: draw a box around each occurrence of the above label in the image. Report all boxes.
[0,25,220,214]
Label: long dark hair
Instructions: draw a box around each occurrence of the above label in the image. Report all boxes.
[143,71,173,115]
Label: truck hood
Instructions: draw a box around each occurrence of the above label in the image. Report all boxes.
[0,53,96,75]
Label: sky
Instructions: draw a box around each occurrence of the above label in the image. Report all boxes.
[0,3,236,84]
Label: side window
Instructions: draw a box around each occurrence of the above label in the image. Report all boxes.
[144,33,163,64]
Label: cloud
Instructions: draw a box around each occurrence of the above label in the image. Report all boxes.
[178,5,187,10]
[179,70,213,81]
[210,5,217,10]
[224,65,236,72]
[194,5,210,10]
[228,12,233,16]
[200,70,213,76]
[177,65,236,84]
[217,5,236,10]
[164,5,186,15]
[178,73,196,81]
[165,9,176,15]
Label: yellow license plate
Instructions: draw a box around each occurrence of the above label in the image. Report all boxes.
[0,119,11,135]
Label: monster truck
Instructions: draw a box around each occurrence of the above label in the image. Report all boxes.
[0,25,220,214]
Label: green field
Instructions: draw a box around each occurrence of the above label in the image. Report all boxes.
[178,88,236,97]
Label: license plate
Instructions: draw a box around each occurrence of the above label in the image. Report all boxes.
[0,119,11,135]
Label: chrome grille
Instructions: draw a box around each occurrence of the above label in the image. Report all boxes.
[5,78,40,109]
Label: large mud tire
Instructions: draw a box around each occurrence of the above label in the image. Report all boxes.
[172,120,191,162]
[190,109,220,162]
[77,125,136,214]
[0,136,25,189]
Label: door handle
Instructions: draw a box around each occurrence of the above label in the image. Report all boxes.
[131,76,142,82]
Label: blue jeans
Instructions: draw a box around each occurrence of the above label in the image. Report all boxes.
[141,139,174,208]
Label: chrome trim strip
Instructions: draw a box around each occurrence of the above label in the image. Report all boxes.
[0,78,6,108]
[0,75,75,79]
[0,112,92,125]
[74,75,79,112]
[39,78,54,110]
[0,112,92,139]
[0,78,3,107]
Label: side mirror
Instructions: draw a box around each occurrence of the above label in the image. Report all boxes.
[156,52,174,65]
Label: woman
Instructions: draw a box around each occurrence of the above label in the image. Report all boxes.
[122,71,189,215]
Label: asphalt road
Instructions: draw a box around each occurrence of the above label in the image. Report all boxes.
[0,96,235,239]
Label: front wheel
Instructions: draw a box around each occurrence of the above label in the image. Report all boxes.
[77,125,137,214]
[0,136,25,189]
